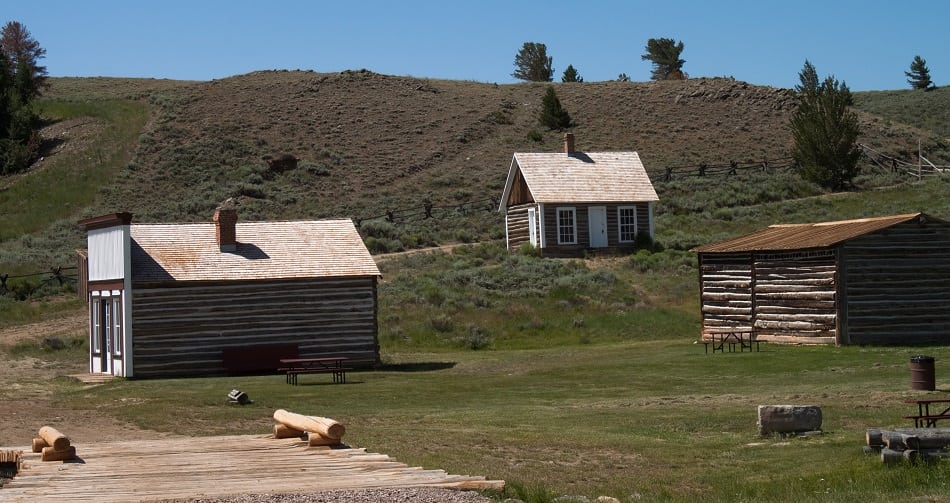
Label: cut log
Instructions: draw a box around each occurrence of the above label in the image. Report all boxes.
[307,432,342,447]
[868,428,950,447]
[40,445,76,462]
[881,447,905,465]
[273,409,345,440]
[38,426,70,451]
[886,431,950,450]
[905,448,950,463]
[273,423,305,439]
[31,437,49,453]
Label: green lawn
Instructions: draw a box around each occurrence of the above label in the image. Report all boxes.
[52,338,950,502]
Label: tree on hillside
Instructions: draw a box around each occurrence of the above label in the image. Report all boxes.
[617,73,630,82]
[1,21,47,98]
[905,55,935,91]
[790,60,861,191]
[539,86,572,130]
[641,38,686,81]
[0,20,44,175]
[561,64,583,83]
[513,42,553,82]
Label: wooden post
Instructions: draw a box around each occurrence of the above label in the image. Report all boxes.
[40,446,76,462]
[307,433,342,447]
[273,423,305,439]
[38,426,70,451]
[31,437,49,453]
[273,409,345,440]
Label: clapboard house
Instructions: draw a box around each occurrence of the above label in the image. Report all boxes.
[77,208,381,378]
[693,213,950,345]
[498,133,659,257]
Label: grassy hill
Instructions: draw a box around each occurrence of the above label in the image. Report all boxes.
[4,74,950,501]
[2,71,949,273]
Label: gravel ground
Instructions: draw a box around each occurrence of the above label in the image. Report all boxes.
[158,487,497,503]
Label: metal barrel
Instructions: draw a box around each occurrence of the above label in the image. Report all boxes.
[910,355,936,391]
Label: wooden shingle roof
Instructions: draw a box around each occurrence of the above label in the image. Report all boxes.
[693,213,941,253]
[130,219,380,282]
[499,151,658,210]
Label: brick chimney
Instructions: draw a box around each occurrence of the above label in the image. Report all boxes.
[563,132,575,155]
[213,207,238,252]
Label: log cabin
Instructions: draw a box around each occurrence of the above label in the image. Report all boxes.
[693,213,950,345]
[498,133,659,257]
[76,208,381,378]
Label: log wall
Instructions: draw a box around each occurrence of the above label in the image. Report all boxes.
[505,203,534,250]
[841,221,950,345]
[699,250,837,344]
[129,276,379,378]
[752,251,837,344]
[699,253,753,334]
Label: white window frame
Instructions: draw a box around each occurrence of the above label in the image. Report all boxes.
[91,296,102,354]
[112,296,123,356]
[617,206,638,243]
[556,207,577,245]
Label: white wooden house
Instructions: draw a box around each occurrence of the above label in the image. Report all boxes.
[498,133,659,256]
[77,208,381,378]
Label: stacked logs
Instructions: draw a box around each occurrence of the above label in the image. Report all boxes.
[31,426,77,462]
[272,409,346,447]
[866,428,950,464]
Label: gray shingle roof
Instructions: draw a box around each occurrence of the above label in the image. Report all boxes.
[130,219,380,282]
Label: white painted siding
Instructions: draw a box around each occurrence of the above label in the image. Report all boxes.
[87,226,129,281]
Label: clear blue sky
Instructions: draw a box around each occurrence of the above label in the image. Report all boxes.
[7,0,949,91]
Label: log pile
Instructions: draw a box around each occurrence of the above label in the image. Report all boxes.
[272,409,346,447]
[866,428,950,464]
[32,426,77,462]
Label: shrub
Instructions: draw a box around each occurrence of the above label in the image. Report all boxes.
[430,314,454,333]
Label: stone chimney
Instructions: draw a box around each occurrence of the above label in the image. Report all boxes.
[213,207,238,252]
[563,132,575,155]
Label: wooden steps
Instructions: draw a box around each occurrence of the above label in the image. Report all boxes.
[0,434,503,501]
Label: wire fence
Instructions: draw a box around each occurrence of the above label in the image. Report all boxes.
[0,266,78,299]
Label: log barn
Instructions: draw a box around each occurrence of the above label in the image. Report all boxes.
[693,213,950,345]
[498,133,659,257]
[77,208,381,378]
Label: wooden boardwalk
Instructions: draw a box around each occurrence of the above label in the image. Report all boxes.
[0,434,504,502]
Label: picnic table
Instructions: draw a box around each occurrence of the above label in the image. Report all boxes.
[702,330,759,354]
[279,357,351,385]
[903,397,950,427]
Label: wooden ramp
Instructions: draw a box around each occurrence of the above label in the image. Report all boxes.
[0,434,503,502]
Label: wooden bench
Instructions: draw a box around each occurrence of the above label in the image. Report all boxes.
[279,357,351,385]
[281,367,352,385]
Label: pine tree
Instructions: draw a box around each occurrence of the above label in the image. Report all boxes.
[539,86,572,130]
[641,38,686,81]
[0,21,47,98]
[0,20,44,174]
[905,55,935,91]
[512,42,553,82]
[790,60,861,191]
[561,64,583,83]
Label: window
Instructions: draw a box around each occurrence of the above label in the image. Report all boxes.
[91,297,101,354]
[557,207,577,244]
[618,206,637,243]
[112,297,123,356]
